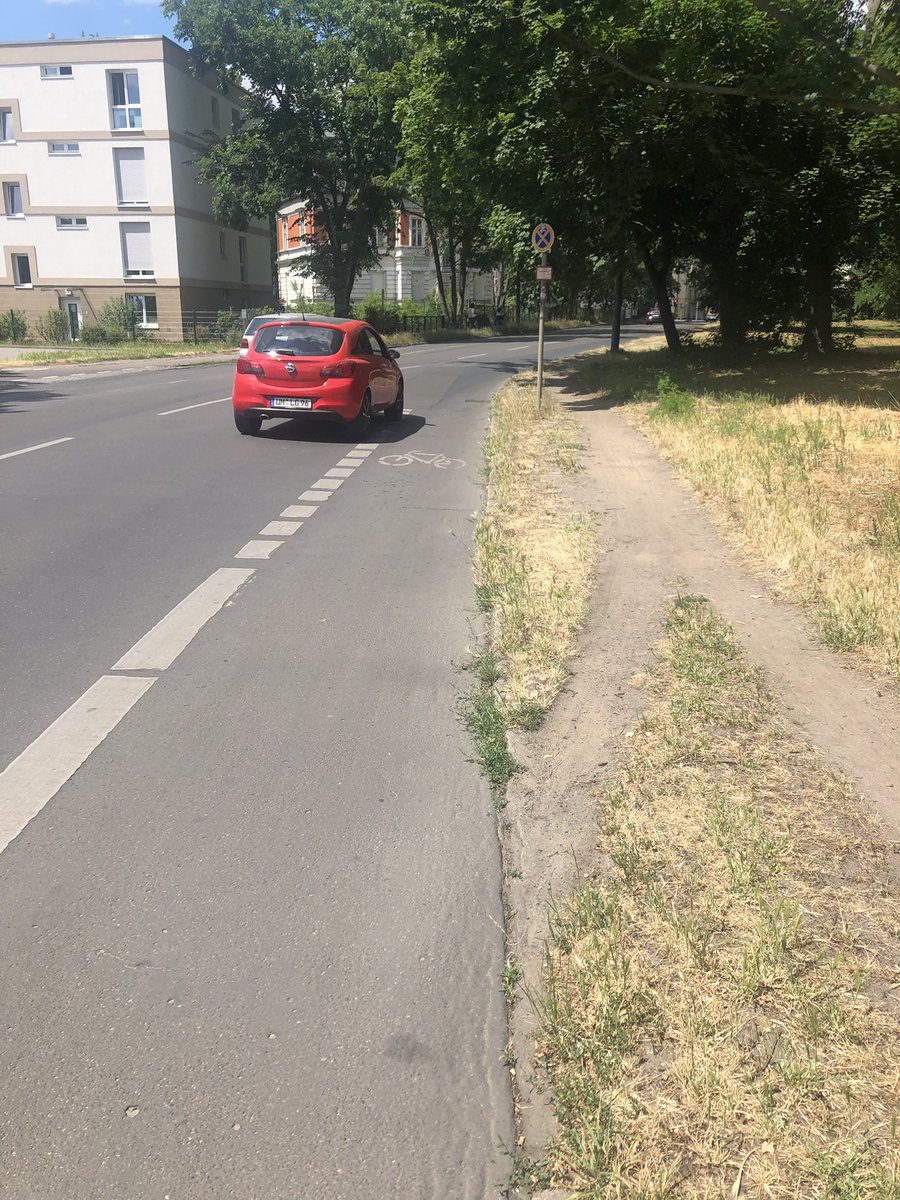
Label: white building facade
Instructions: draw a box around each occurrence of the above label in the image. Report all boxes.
[275,198,494,309]
[0,36,272,339]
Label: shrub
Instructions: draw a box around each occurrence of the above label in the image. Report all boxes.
[0,309,29,343]
[79,322,111,344]
[210,309,244,342]
[95,297,144,341]
[36,309,72,344]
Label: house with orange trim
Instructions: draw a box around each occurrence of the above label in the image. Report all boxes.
[275,197,494,308]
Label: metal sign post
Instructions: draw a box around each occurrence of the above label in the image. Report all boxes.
[532,224,555,411]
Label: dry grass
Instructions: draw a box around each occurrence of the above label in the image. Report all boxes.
[536,596,900,1199]
[557,329,900,678]
[473,371,594,730]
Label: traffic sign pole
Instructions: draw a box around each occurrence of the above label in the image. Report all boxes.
[531,223,554,412]
[537,251,547,410]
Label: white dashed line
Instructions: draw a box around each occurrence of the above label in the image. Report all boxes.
[281,504,318,518]
[112,567,255,671]
[259,520,302,536]
[158,397,230,416]
[311,478,343,491]
[0,675,156,856]
[235,540,283,560]
[356,443,380,450]
[336,457,364,467]
[299,490,332,502]
[457,352,487,360]
[0,437,74,462]
[325,468,355,478]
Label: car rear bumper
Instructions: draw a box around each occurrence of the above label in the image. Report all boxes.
[235,404,353,425]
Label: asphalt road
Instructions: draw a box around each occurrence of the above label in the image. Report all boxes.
[0,326,656,1200]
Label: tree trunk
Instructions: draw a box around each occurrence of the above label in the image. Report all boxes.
[806,255,834,353]
[610,269,624,353]
[637,238,681,354]
[425,214,450,320]
[515,271,521,323]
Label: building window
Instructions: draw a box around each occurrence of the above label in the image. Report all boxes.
[126,293,158,328]
[3,181,23,216]
[0,109,14,143]
[239,235,247,282]
[56,215,88,229]
[120,221,153,277]
[231,107,240,133]
[48,141,79,155]
[219,231,227,258]
[211,96,220,128]
[40,65,73,79]
[113,147,147,206]
[12,253,32,286]
[279,216,288,249]
[109,71,142,130]
[410,216,424,248]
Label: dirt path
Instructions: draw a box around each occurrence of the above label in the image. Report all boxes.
[505,392,900,1172]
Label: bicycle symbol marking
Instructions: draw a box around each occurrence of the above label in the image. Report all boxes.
[379,451,466,470]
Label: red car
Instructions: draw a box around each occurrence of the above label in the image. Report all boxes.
[232,317,404,439]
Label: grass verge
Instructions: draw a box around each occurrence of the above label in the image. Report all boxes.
[561,327,900,678]
[463,372,593,788]
[15,342,239,365]
[536,595,900,1197]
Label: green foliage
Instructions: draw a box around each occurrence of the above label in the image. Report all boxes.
[35,310,72,345]
[652,374,696,420]
[209,309,244,342]
[163,0,410,314]
[0,310,28,343]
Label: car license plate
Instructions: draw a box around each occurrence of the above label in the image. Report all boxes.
[269,396,312,409]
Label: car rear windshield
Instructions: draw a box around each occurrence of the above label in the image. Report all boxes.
[253,325,345,357]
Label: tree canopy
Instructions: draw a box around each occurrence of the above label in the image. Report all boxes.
[167,0,900,342]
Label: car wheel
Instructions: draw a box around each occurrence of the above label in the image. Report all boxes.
[385,379,404,422]
[347,390,372,440]
[234,411,262,436]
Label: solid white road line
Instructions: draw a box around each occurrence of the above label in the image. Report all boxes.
[112,567,255,671]
[299,489,332,502]
[281,504,318,518]
[0,675,156,856]
[259,520,302,536]
[325,468,355,478]
[235,540,283,560]
[158,397,230,416]
[0,437,74,462]
[311,478,343,491]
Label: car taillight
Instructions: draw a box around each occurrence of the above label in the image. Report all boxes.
[320,361,357,379]
[236,358,265,376]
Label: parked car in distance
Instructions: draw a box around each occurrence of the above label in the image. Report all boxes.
[239,312,309,355]
[232,317,404,439]
[646,307,662,324]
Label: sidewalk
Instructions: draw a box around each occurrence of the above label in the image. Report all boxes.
[0,350,237,383]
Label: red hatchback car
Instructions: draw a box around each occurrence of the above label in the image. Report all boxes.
[231,317,404,439]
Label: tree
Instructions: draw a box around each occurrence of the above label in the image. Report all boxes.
[163,0,409,314]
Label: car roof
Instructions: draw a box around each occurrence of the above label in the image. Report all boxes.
[247,313,357,327]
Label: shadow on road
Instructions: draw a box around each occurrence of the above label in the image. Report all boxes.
[255,412,427,445]
[0,373,60,414]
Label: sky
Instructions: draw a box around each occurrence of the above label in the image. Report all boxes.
[3,0,181,45]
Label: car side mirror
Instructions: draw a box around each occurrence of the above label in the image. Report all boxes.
[388,348,400,359]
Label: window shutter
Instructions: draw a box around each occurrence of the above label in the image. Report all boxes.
[121,222,153,274]
[114,149,146,204]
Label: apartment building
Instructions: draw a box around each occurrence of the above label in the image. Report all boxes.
[275,198,494,308]
[0,36,273,339]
